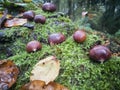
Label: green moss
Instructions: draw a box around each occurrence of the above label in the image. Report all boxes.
[0,4,120,90]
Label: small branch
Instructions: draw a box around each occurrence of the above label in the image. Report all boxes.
[0,9,8,28]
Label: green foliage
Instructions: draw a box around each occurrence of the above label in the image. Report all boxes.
[0,3,120,90]
[115,29,120,38]
[100,0,120,34]
[0,0,27,12]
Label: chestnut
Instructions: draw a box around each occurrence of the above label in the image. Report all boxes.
[89,45,111,63]
[34,15,46,24]
[48,33,66,45]
[23,10,35,21]
[42,3,56,12]
[26,40,42,53]
[73,30,86,43]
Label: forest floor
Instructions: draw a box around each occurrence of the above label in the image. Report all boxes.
[0,1,120,90]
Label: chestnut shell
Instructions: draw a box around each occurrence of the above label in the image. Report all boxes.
[34,15,46,24]
[42,3,56,12]
[73,30,86,43]
[26,40,42,53]
[89,45,111,62]
[23,10,35,21]
[48,33,66,45]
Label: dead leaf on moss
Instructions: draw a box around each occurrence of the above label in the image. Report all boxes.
[0,60,19,90]
[30,56,60,84]
[46,81,69,90]
[4,18,27,27]
[21,80,69,90]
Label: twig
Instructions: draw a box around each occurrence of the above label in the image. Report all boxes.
[0,9,8,28]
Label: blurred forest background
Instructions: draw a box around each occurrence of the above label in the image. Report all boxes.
[32,0,120,53]
[1,0,120,34]
[32,0,120,35]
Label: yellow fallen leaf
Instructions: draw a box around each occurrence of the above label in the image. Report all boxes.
[30,56,60,84]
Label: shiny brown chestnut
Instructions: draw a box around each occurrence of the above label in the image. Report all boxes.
[42,3,56,12]
[89,45,111,63]
[23,10,35,21]
[73,30,86,43]
[48,33,66,45]
[26,40,42,53]
[34,15,46,24]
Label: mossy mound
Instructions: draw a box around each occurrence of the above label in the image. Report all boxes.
[0,3,120,90]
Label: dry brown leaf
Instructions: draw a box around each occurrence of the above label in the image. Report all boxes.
[30,56,60,84]
[21,80,45,90]
[21,80,69,90]
[4,18,27,27]
[45,82,69,90]
[0,60,19,90]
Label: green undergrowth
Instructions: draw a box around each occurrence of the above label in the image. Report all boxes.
[0,3,120,90]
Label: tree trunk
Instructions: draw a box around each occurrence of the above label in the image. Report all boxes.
[100,0,120,34]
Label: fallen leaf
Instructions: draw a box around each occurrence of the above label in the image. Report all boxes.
[4,18,27,27]
[46,81,69,90]
[21,80,69,90]
[0,60,19,90]
[30,56,60,84]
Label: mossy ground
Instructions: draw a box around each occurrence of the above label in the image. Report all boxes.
[0,3,120,90]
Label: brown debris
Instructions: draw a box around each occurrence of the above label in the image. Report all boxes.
[0,60,19,90]
[112,52,120,57]
[21,80,69,90]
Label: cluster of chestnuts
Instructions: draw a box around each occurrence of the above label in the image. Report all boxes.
[26,29,111,63]
[23,2,56,24]
[25,3,111,63]
[23,10,46,24]
[26,29,86,53]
